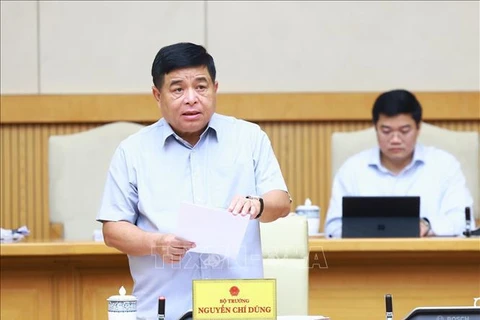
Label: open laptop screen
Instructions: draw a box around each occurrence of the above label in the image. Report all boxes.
[342,196,420,238]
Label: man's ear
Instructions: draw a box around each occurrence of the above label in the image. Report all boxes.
[152,86,161,102]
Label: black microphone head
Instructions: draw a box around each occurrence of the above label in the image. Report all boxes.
[385,294,393,312]
[158,296,165,314]
[464,207,472,237]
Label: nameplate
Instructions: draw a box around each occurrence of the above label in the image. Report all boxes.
[192,278,276,320]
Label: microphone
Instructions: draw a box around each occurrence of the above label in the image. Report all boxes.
[157,296,165,320]
[385,294,393,320]
[463,207,472,237]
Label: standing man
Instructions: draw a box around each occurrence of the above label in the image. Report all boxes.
[96,42,291,320]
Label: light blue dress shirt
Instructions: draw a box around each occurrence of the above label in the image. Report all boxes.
[324,144,475,238]
[97,113,288,320]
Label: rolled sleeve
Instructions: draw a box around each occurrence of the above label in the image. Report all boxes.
[253,131,288,195]
[96,144,139,224]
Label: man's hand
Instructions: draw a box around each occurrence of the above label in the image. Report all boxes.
[153,234,196,264]
[228,195,260,220]
[420,219,433,237]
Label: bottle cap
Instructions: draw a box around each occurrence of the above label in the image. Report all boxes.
[295,198,320,211]
[107,286,137,302]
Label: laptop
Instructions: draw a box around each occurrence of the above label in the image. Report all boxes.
[403,306,480,320]
[342,196,420,238]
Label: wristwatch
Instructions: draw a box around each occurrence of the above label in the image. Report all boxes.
[246,195,264,219]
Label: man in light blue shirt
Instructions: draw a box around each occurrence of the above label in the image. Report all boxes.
[96,42,291,320]
[325,89,474,238]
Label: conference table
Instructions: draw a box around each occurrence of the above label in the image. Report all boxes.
[1,237,479,320]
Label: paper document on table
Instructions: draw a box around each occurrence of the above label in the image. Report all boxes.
[176,202,250,259]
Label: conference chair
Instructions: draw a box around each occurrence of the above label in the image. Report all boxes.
[331,122,479,219]
[260,214,309,315]
[49,121,145,240]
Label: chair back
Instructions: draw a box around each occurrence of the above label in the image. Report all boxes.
[260,215,309,315]
[49,121,145,240]
[331,122,479,218]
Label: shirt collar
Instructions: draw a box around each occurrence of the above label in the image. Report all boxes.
[368,143,426,173]
[159,113,220,147]
[207,113,220,141]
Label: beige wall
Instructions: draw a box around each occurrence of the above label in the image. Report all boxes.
[1,1,39,94]
[1,1,479,94]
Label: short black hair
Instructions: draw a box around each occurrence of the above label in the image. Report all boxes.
[372,89,422,126]
[151,42,216,89]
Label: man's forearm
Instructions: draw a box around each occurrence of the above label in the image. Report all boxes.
[259,190,292,223]
[102,221,160,256]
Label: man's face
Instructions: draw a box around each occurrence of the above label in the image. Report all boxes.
[375,113,420,165]
[152,66,218,145]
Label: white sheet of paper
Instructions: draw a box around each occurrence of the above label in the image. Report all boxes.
[175,202,250,259]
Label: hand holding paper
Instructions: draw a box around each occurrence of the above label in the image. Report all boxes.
[175,202,250,259]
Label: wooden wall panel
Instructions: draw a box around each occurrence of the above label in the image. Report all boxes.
[309,262,480,319]
[1,120,478,239]
[79,269,133,320]
[263,120,375,222]
[2,241,478,320]
[2,92,479,123]
[0,271,55,320]
[0,255,132,320]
